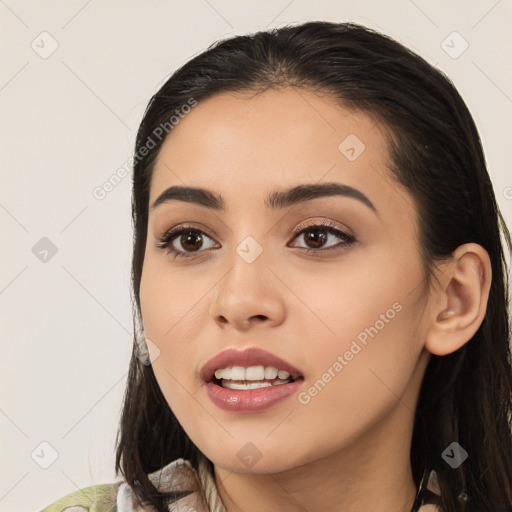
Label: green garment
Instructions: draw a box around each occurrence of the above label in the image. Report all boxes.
[40,482,120,512]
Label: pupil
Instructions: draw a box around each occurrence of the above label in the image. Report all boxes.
[181,231,202,251]
[306,230,327,249]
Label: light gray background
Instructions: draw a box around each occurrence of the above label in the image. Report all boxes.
[1,1,511,511]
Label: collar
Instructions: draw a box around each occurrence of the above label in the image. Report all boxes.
[116,459,442,512]
[416,469,442,511]
[116,458,211,512]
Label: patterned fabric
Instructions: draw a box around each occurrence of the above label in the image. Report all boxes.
[39,458,442,512]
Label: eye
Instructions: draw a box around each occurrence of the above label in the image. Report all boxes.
[156,225,217,259]
[289,221,355,253]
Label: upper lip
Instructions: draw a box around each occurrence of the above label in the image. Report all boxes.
[200,347,304,382]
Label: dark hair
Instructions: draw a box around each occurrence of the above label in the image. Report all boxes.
[115,21,512,512]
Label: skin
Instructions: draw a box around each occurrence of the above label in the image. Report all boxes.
[139,87,491,512]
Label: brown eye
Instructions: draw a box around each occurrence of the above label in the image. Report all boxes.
[290,222,355,252]
[302,229,328,249]
[157,227,217,259]
[177,231,204,252]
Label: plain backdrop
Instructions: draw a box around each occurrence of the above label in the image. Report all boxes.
[1,1,511,511]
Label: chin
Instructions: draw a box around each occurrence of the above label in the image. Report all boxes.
[205,445,306,475]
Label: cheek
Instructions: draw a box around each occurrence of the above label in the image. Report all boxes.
[288,249,419,358]
[139,256,209,346]
[288,250,426,416]
[139,258,214,399]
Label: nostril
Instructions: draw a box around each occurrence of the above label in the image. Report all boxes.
[247,314,268,322]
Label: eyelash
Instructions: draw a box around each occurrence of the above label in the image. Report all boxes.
[156,221,356,260]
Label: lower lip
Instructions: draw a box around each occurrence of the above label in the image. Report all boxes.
[205,379,304,413]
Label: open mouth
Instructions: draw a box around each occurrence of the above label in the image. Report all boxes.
[201,349,305,412]
[211,365,304,390]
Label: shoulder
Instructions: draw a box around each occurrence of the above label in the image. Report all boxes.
[39,482,121,512]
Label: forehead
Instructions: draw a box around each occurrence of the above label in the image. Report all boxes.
[149,87,399,214]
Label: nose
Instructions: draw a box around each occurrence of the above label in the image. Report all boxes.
[209,259,286,332]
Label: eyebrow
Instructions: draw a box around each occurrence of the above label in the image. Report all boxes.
[151,182,377,215]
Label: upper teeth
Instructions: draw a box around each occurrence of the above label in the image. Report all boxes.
[214,366,291,381]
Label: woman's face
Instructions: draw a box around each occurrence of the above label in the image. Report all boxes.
[139,87,433,474]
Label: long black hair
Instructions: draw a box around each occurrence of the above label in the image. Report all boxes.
[115,21,512,512]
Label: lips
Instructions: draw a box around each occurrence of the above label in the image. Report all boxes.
[200,347,304,383]
[200,347,305,413]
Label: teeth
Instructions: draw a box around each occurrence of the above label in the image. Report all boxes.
[214,368,230,379]
[246,365,265,380]
[230,366,246,380]
[264,367,278,379]
[214,365,292,381]
[222,379,291,390]
[223,381,273,390]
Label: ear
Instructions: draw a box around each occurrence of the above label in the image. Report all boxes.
[425,243,492,356]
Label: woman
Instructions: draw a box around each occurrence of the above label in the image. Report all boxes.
[40,21,512,512]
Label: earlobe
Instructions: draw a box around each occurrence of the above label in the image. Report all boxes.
[425,243,492,356]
